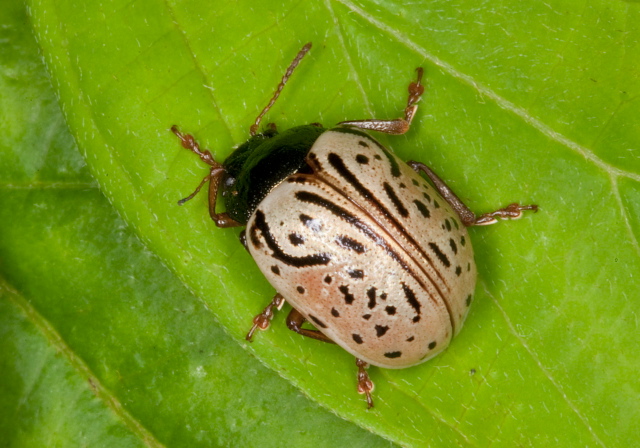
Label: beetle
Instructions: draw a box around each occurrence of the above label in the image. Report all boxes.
[172,42,537,408]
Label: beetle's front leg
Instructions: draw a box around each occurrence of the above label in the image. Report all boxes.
[407,161,538,226]
[172,126,242,228]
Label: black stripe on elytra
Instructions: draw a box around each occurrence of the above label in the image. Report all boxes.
[309,314,327,328]
[383,182,408,217]
[252,210,331,268]
[294,190,448,314]
[402,283,422,318]
[428,242,450,268]
[324,153,447,289]
[335,235,366,253]
[330,127,402,178]
[384,351,402,359]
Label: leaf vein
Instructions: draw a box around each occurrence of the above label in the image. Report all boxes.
[333,0,640,183]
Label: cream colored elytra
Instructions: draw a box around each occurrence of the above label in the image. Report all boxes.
[246,128,477,368]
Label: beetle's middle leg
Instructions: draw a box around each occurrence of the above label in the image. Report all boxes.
[407,161,538,226]
[339,68,425,135]
[286,309,375,408]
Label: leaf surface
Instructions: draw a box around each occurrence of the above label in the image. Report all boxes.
[15,0,640,445]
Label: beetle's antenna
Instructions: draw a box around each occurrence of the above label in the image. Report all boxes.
[250,42,312,136]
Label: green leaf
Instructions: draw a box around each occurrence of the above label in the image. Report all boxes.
[0,2,392,447]
[16,0,640,445]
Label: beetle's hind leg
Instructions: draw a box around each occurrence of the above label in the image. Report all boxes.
[407,161,538,226]
[286,309,375,408]
[171,126,241,228]
[339,67,425,135]
[356,358,374,409]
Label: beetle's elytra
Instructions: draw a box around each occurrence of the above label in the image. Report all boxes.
[172,43,537,408]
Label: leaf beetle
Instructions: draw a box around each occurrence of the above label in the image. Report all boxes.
[172,42,537,408]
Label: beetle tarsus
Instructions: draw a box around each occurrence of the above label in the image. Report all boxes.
[356,358,375,409]
[246,294,286,341]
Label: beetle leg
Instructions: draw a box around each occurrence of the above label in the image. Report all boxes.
[407,161,538,226]
[285,309,336,344]
[172,126,242,228]
[286,310,377,408]
[246,293,286,341]
[287,310,375,408]
[338,67,425,135]
[356,358,374,409]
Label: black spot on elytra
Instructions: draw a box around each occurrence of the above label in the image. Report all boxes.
[374,154,382,160]
[362,314,371,320]
[406,336,415,342]
[452,219,459,229]
[356,154,369,164]
[467,262,471,272]
[324,275,332,284]
[385,305,396,315]
[331,307,340,317]
[375,325,389,337]
[449,238,457,254]
[455,266,462,276]
[352,334,364,344]
[399,183,406,189]
[414,200,430,218]
[309,314,327,328]
[289,233,305,246]
[297,286,305,294]
[466,294,473,306]
[384,351,402,359]
[412,315,421,323]
[412,179,419,186]
[271,265,280,275]
[340,285,355,305]
[358,140,369,148]
[348,269,364,279]
[423,192,431,202]
[445,219,452,231]
[428,341,437,350]
[429,242,451,268]
[461,236,466,246]
[367,287,377,309]
[434,200,440,208]
[287,176,307,184]
[380,293,387,300]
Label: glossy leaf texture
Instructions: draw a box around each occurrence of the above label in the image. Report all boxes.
[11,0,640,445]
